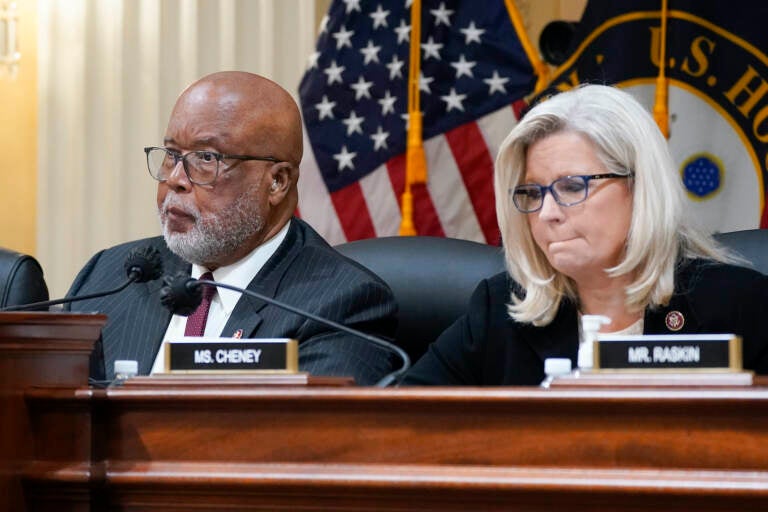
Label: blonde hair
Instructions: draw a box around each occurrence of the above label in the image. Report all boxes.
[494,84,732,326]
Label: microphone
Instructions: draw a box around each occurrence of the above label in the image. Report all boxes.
[159,272,410,387]
[0,246,164,312]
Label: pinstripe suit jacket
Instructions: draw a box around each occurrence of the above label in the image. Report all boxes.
[66,218,398,385]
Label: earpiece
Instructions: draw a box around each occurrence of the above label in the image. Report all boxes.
[270,180,278,191]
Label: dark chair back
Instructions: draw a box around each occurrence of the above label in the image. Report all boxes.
[336,236,506,363]
[713,229,768,275]
[0,248,49,308]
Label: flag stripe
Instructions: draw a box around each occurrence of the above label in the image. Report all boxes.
[330,182,376,240]
[360,164,401,237]
[423,133,483,241]
[445,121,498,244]
[385,153,445,237]
[413,183,447,237]
[477,104,520,158]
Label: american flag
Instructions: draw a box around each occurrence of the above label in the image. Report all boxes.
[297,0,535,244]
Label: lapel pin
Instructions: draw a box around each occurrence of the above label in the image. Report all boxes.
[665,311,684,331]
[233,329,243,339]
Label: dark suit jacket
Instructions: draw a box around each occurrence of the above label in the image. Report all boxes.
[67,218,398,385]
[404,259,768,385]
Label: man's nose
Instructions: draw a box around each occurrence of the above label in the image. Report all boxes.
[164,159,192,192]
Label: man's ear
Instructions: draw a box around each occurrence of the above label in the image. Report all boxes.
[267,162,295,205]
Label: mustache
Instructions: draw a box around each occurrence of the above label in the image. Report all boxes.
[159,194,200,220]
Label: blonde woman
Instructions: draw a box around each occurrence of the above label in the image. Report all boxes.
[404,84,768,385]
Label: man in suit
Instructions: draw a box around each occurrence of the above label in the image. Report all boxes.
[67,71,397,385]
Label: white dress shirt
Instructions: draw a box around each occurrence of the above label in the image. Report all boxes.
[150,221,291,374]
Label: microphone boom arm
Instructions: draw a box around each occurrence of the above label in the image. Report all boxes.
[0,277,136,312]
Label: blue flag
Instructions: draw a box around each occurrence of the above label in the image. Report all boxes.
[542,0,768,232]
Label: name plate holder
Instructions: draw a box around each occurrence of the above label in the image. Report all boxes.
[595,333,742,372]
[551,334,754,388]
[164,337,298,374]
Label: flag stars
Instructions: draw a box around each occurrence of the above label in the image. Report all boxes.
[421,37,443,60]
[484,70,509,94]
[307,51,320,69]
[386,55,405,79]
[460,21,484,44]
[332,25,354,50]
[378,90,397,115]
[394,19,411,44]
[430,2,454,27]
[441,88,467,112]
[315,95,336,120]
[360,40,382,65]
[450,54,476,78]
[342,0,361,14]
[419,72,434,94]
[342,111,365,135]
[323,60,345,85]
[400,110,423,130]
[350,76,374,100]
[333,145,357,172]
[370,4,390,29]
[319,15,329,34]
[370,126,390,151]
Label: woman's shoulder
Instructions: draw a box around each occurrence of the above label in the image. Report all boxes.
[483,271,526,302]
[679,258,766,280]
[677,258,767,297]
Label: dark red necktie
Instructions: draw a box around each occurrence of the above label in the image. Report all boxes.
[184,272,216,336]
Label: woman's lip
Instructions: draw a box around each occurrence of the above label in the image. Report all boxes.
[547,237,577,248]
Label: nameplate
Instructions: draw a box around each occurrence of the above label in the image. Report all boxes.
[594,334,742,371]
[165,337,298,374]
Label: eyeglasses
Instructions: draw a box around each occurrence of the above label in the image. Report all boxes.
[511,173,633,213]
[144,146,280,186]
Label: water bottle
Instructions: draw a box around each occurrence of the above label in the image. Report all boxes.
[578,315,611,369]
[111,360,138,387]
[541,358,572,388]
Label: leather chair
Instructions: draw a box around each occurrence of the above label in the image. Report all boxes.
[713,229,768,275]
[335,236,506,363]
[0,248,49,308]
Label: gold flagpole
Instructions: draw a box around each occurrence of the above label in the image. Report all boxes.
[399,0,426,236]
[653,0,670,138]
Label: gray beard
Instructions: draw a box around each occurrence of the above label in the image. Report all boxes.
[159,185,264,266]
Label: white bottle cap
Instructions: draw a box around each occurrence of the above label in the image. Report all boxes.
[581,315,612,335]
[114,360,138,377]
[578,315,611,369]
[544,358,572,377]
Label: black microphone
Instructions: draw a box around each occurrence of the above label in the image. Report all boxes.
[0,246,164,312]
[159,272,410,387]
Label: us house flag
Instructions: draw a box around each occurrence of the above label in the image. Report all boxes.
[540,0,768,232]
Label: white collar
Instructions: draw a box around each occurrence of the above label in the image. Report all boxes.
[190,220,291,314]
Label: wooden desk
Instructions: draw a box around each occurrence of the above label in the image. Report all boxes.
[3,312,768,511]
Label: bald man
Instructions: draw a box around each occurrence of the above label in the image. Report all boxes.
[66,72,397,385]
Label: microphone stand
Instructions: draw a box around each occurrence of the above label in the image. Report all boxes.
[0,277,137,312]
